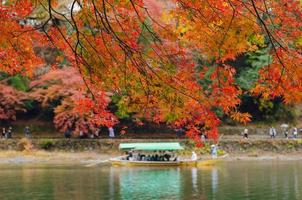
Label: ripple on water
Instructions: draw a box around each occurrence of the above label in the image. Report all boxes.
[0,160,301,200]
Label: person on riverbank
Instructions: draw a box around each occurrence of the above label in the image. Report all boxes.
[94,129,100,138]
[64,129,72,138]
[24,126,30,138]
[211,144,218,159]
[284,129,289,138]
[78,131,87,139]
[2,128,6,138]
[269,127,277,138]
[108,127,115,138]
[242,128,249,139]
[89,132,95,139]
[292,127,298,139]
[175,128,185,137]
[280,124,289,138]
[5,126,12,139]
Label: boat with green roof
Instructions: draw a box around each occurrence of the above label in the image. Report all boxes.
[110,142,224,167]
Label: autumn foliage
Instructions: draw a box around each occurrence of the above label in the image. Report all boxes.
[29,67,117,135]
[0,0,301,144]
[0,83,26,121]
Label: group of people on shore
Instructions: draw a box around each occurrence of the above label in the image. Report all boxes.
[1,125,110,139]
[1,126,31,139]
[242,125,301,139]
[1,127,13,139]
[269,126,299,139]
[65,127,115,139]
[1,126,115,139]
[75,130,101,139]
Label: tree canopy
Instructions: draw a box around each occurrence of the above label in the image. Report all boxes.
[0,0,301,145]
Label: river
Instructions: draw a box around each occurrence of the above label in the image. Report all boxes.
[0,160,301,200]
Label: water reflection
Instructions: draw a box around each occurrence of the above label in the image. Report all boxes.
[0,161,301,200]
[109,167,116,200]
[191,167,198,190]
[118,167,181,200]
[211,167,218,199]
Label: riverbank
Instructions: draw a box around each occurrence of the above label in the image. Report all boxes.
[0,150,301,165]
[0,150,115,165]
[0,138,301,165]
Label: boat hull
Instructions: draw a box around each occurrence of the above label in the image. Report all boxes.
[110,159,181,167]
[109,154,228,167]
[110,158,224,167]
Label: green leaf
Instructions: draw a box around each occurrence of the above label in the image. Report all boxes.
[7,74,30,92]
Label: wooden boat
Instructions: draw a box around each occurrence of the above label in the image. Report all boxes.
[110,158,181,167]
[110,142,227,167]
[110,156,224,167]
[110,142,183,167]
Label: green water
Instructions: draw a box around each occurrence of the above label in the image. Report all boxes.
[0,161,301,200]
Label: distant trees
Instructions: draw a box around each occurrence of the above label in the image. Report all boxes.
[29,67,117,135]
[0,67,117,135]
[0,83,26,121]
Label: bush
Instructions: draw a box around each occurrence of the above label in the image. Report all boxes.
[39,139,55,150]
[17,138,34,152]
[7,75,29,92]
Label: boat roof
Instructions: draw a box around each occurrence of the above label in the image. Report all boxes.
[119,142,184,151]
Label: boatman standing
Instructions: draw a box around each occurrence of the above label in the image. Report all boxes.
[211,144,218,159]
[191,151,197,161]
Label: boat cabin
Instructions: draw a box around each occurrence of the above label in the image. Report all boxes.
[119,142,184,162]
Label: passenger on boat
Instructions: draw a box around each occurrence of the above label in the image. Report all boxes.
[133,152,140,161]
[126,150,133,160]
[154,154,159,161]
[137,153,146,161]
[160,156,165,161]
[137,153,141,161]
[163,153,171,161]
[170,154,178,161]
